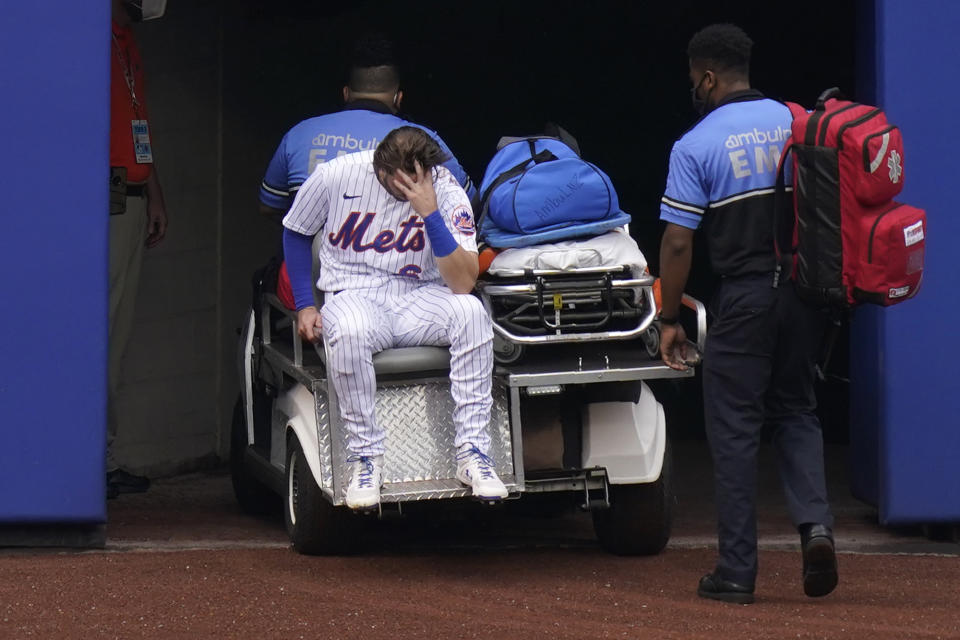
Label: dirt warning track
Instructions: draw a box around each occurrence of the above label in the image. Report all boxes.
[4,444,960,639]
[3,546,960,639]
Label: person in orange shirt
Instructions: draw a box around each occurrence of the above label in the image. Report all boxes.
[107,0,168,498]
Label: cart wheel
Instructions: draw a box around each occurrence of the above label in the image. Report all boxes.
[285,435,362,555]
[493,334,525,365]
[592,439,673,555]
[230,396,279,516]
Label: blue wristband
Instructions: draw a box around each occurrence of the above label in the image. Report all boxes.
[422,210,459,258]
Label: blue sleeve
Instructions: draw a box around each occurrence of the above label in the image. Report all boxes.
[260,134,293,210]
[282,228,316,310]
[659,140,708,230]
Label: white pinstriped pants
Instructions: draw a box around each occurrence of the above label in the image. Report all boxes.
[320,284,494,457]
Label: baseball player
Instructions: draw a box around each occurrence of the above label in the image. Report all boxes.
[260,35,474,309]
[282,126,507,510]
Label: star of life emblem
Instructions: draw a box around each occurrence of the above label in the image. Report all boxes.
[887,149,902,184]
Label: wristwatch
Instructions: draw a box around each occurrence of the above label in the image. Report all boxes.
[658,314,679,326]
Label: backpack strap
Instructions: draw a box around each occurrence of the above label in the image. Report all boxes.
[773,137,796,288]
[474,140,557,231]
[770,100,808,287]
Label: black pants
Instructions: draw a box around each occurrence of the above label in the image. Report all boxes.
[702,275,834,586]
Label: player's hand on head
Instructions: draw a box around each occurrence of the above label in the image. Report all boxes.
[296,306,324,344]
[392,160,438,217]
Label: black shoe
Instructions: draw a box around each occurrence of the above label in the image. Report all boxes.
[107,468,150,494]
[800,524,838,597]
[697,571,755,604]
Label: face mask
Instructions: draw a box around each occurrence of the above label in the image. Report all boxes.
[690,72,713,116]
[124,0,167,22]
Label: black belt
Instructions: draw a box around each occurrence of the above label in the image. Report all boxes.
[127,183,146,197]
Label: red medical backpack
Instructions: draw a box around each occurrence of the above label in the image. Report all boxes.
[776,88,927,307]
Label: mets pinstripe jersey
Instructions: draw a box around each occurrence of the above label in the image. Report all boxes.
[660,90,793,277]
[282,149,477,293]
[261,101,475,211]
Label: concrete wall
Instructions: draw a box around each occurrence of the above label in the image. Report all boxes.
[111,2,347,476]
[112,1,224,475]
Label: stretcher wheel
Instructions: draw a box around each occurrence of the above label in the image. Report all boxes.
[229,396,278,516]
[592,438,673,555]
[642,325,661,358]
[493,334,525,365]
[285,435,362,555]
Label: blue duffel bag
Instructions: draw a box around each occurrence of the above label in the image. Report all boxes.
[476,131,631,248]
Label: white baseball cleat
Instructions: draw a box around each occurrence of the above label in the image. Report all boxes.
[456,444,508,500]
[345,454,383,510]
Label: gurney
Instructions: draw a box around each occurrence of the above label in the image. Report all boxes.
[477,228,704,364]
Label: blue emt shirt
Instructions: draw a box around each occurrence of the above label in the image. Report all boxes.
[260,100,475,211]
[660,90,793,277]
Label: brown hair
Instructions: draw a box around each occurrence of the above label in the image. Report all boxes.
[373,126,450,177]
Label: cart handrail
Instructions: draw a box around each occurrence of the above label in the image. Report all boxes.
[681,293,707,354]
[262,293,306,367]
[262,287,707,364]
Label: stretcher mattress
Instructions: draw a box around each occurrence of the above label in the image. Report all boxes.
[487,228,647,276]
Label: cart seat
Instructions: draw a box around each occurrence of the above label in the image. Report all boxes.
[313,342,451,375]
[371,346,451,375]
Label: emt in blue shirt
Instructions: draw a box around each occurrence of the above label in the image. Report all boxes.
[259,35,475,309]
[657,23,837,604]
[260,37,473,219]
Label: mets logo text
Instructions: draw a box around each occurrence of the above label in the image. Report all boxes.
[328,212,425,253]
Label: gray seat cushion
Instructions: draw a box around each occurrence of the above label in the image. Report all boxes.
[372,346,451,375]
[313,343,451,375]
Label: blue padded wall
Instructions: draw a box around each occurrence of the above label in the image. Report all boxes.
[850,0,960,524]
[0,3,109,522]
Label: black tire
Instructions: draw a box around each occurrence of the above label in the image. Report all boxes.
[229,395,278,516]
[493,334,525,365]
[592,438,673,556]
[642,324,661,358]
[285,435,362,555]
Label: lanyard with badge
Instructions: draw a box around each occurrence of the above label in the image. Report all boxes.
[112,32,153,164]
